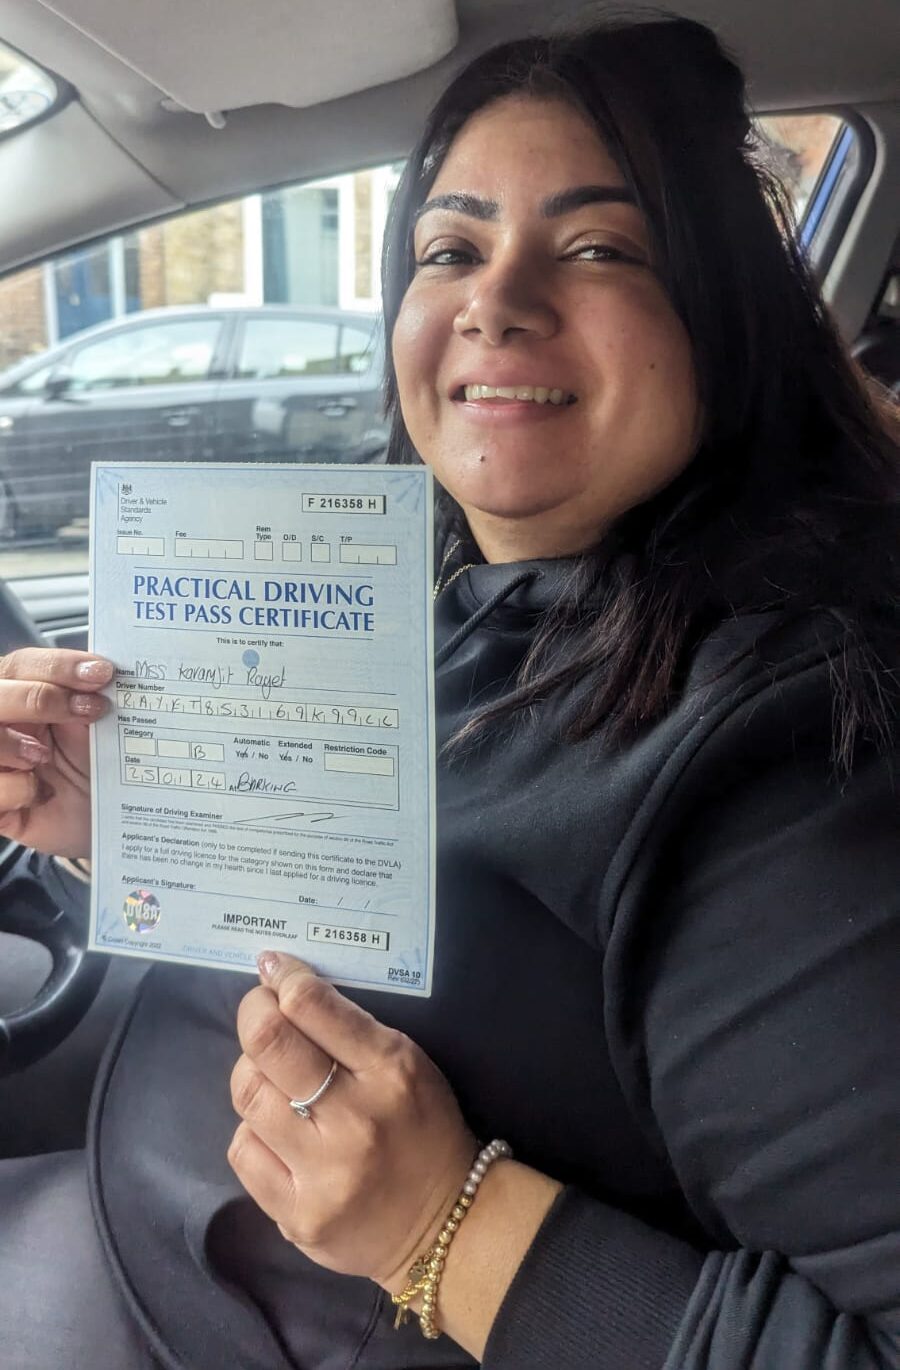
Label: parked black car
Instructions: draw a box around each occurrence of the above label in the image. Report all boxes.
[0,305,387,536]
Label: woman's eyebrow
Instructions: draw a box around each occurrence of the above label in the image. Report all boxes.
[414,192,499,225]
[414,184,636,227]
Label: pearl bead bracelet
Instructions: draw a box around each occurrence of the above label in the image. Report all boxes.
[391,1139,513,1339]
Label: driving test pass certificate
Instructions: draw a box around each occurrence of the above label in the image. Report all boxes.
[88,462,435,996]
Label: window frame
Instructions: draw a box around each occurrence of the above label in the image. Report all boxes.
[796,109,877,277]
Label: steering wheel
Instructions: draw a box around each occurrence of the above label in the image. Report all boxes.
[0,580,107,1076]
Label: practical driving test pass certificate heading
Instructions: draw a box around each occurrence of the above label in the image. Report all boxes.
[88,462,435,996]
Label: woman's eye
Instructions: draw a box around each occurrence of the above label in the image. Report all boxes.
[566,243,641,265]
[415,247,477,268]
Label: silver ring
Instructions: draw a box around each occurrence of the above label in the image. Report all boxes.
[289,1059,338,1119]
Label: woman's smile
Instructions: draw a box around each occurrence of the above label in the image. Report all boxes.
[456,384,577,405]
[452,377,578,426]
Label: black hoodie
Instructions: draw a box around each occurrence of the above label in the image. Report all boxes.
[87,556,900,1369]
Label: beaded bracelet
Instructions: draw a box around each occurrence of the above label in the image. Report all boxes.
[391,1139,512,1339]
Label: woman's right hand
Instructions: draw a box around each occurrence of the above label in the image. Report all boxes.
[0,648,113,858]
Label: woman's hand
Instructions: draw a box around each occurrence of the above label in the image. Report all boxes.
[228,951,477,1288]
[0,647,112,856]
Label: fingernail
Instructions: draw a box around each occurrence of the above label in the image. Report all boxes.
[76,659,113,683]
[70,693,104,716]
[17,735,49,763]
[257,951,279,981]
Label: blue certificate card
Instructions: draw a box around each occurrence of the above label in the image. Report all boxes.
[89,463,435,996]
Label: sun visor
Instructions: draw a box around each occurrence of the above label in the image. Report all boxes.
[35,0,459,114]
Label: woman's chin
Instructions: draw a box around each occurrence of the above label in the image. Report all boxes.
[455,487,569,524]
[442,457,573,510]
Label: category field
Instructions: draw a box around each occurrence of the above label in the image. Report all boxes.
[254,540,274,560]
[123,735,156,755]
[309,541,331,563]
[122,732,225,762]
[157,738,226,761]
[281,540,303,561]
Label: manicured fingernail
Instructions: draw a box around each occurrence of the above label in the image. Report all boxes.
[76,659,113,683]
[17,735,49,763]
[70,693,104,716]
[257,951,279,981]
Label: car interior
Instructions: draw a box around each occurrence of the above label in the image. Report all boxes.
[0,0,897,1160]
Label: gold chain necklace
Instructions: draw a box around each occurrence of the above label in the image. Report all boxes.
[432,536,477,600]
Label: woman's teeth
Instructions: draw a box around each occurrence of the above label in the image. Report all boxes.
[462,384,573,405]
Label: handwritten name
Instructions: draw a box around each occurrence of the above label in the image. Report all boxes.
[245,665,286,699]
[177,662,234,689]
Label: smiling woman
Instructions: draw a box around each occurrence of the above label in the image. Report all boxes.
[393,96,700,561]
[0,14,898,1370]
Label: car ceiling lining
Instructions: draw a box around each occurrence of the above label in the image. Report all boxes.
[31,0,460,116]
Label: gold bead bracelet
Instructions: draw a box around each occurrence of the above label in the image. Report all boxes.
[391,1139,512,1340]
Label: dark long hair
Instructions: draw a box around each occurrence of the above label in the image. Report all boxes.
[382,16,899,770]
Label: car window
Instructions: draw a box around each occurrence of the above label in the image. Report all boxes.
[0,161,402,577]
[236,318,339,379]
[67,318,221,391]
[754,114,845,222]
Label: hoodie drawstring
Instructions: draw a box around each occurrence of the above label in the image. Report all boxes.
[435,569,541,667]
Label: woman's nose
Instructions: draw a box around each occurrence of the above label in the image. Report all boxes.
[453,255,557,345]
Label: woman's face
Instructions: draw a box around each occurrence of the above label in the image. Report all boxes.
[392,96,702,561]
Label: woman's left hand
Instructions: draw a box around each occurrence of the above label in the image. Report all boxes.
[227,951,476,1288]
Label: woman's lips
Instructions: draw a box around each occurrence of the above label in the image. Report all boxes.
[452,395,576,425]
[447,379,579,426]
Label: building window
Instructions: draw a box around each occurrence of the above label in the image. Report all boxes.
[262,185,339,306]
